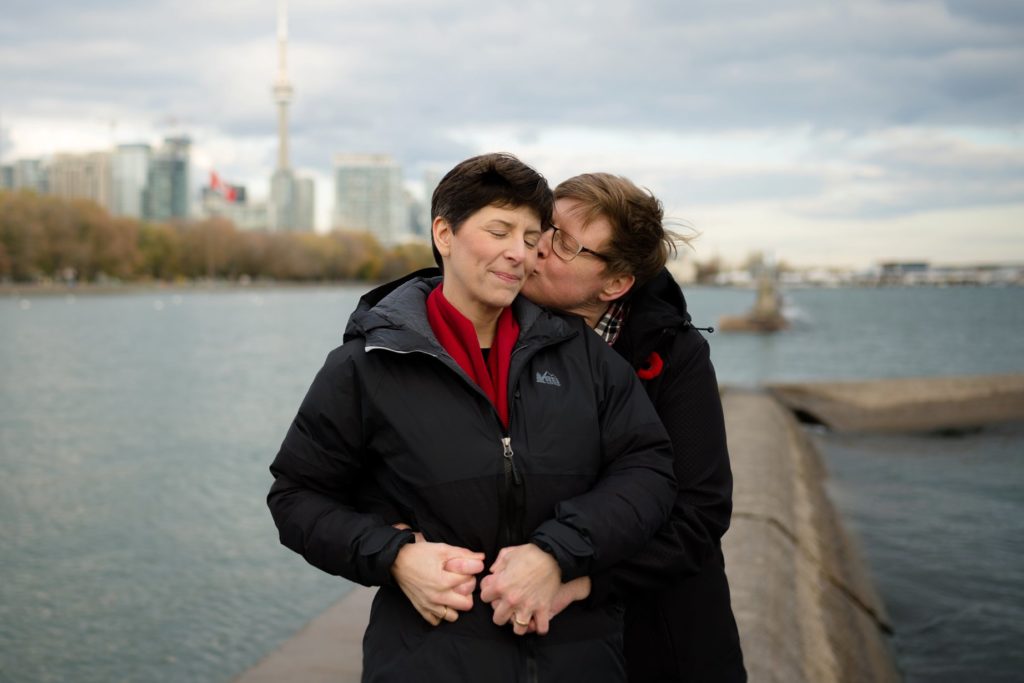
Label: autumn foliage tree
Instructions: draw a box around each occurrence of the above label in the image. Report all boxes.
[0,190,435,284]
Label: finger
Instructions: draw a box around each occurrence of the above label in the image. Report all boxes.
[533,610,551,636]
[491,599,514,626]
[443,592,474,612]
[479,575,497,603]
[392,523,411,530]
[444,557,485,575]
[490,546,512,572]
[419,606,441,626]
[511,614,531,636]
[452,578,476,596]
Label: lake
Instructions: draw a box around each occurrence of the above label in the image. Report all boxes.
[1,284,1021,682]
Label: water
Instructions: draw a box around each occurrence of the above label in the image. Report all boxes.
[1,284,1021,682]
[1,289,361,683]
[815,424,1024,683]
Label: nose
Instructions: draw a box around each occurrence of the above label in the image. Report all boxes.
[536,229,553,259]
[505,236,528,264]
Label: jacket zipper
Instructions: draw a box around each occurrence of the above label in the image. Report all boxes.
[370,334,563,683]
[502,433,536,683]
[499,432,525,549]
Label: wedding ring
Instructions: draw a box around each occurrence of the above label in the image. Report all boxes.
[440,605,449,621]
[513,613,529,627]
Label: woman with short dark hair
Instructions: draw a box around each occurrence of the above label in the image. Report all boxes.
[268,153,676,682]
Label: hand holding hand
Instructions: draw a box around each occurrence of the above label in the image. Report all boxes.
[391,532,485,626]
[479,543,561,635]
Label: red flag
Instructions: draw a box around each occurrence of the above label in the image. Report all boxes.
[209,171,238,203]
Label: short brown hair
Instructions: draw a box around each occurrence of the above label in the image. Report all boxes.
[554,173,681,287]
[431,153,553,268]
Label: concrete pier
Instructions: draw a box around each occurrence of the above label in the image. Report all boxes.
[721,389,899,683]
[768,374,1024,432]
[237,388,904,682]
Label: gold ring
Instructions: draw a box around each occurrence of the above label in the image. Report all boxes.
[440,605,449,621]
[513,614,529,627]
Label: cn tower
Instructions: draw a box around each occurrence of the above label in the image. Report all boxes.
[272,0,294,171]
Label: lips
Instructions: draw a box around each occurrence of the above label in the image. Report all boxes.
[492,271,522,284]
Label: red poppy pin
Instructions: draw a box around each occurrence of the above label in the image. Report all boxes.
[636,351,664,380]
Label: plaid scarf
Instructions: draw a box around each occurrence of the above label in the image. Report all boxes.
[593,299,630,346]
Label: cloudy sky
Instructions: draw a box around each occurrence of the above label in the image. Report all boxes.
[2,0,1022,267]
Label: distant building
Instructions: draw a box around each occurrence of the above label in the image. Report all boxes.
[0,164,13,189]
[12,159,47,194]
[294,176,315,231]
[48,151,113,210]
[267,169,314,232]
[202,186,269,231]
[144,136,191,222]
[112,143,151,218]
[404,187,425,237]
[880,261,929,284]
[421,168,443,236]
[333,153,406,243]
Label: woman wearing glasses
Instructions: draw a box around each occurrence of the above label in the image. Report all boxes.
[268,155,676,682]
[511,172,746,682]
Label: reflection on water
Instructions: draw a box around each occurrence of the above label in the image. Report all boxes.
[0,284,1021,682]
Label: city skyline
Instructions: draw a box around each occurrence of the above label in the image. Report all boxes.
[1,0,1022,267]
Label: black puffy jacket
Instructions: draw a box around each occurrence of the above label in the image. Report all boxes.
[268,275,675,683]
[605,269,747,682]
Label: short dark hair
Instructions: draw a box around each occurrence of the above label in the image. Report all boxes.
[554,173,681,287]
[431,153,553,268]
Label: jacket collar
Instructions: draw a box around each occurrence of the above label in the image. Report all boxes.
[345,272,575,359]
[613,268,692,365]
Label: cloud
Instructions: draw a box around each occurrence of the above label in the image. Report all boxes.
[1,0,1021,265]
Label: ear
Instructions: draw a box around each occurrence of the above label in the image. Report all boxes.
[598,271,636,303]
[432,217,453,259]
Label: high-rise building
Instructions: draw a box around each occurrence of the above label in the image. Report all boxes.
[332,154,406,243]
[0,164,13,189]
[295,176,315,232]
[112,144,151,218]
[421,168,443,236]
[12,159,48,194]
[144,136,190,222]
[48,151,113,210]
[266,0,314,231]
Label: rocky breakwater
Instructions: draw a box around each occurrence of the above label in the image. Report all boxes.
[721,389,900,683]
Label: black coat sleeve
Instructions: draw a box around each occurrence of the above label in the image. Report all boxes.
[590,330,733,601]
[267,346,414,586]
[530,331,677,581]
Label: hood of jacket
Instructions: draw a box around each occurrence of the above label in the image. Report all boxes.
[343,269,574,364]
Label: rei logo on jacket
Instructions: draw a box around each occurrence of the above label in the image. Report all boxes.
[535,371,562,387]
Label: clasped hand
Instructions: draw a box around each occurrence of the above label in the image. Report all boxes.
[391,529,590,636]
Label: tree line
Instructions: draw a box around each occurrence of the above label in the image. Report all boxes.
[0,189,435,284]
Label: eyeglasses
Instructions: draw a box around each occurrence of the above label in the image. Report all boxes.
[547,225,610,262]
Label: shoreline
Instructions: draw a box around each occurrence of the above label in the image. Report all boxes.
[0,279,372,297]
[4,280,1021,299]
